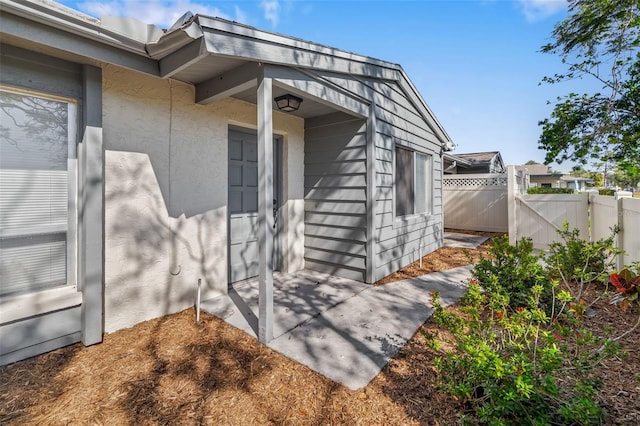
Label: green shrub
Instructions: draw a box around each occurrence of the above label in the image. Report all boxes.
[430,285,613,425]
[598,189,615,196]
[429,235,621,425]
[527,187,575,194]
[546,223,620,301]
[472,235,550,309]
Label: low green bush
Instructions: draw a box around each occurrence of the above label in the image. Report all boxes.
[527,187,575,194]
[429,230,622,425]
[472,235,550,310]
[546,223,621,301]
[598,189,615,196]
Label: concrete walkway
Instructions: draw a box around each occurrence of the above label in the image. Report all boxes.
[201,265,473,390]
[443,232,489,248]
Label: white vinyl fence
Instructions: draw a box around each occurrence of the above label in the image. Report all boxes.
[443,173,508,232]
[591,194,640,269]
[442,165,640,268]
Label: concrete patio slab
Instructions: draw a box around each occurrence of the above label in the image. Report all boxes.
[202,265,472,390]
[443,231,489,249]
[200,270,370,340]
[268,265,471,389]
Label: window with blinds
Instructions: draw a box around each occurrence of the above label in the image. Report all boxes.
[0,87,77,296]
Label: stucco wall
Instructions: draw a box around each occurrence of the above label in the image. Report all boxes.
[103,64,304,332]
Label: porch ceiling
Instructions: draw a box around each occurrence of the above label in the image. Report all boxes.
[167,54,358,119]
[233,85,336,119]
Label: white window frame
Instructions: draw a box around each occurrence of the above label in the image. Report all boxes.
[393,142,434,227]
[0,86,79,323]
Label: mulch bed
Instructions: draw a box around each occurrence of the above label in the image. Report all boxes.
[1,231,639,424]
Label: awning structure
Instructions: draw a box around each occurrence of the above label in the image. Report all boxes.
[0,1,455,344]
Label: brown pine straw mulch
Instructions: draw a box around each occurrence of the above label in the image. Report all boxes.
[1,231,639,425]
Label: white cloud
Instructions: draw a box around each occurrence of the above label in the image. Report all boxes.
[260,0,280,27]
[234,5,248,24]
[76,1,119,18]
[518,0,567,22]
[77,0,232,27]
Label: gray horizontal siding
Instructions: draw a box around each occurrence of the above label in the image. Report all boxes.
[375,240,440,281]
[304,259,366,282]
[305,223,367,242]
[305,200,367,215]
[306,212,366,228]
[0,306,82,366]
[376,215,441,245]
[368,80,444,282]
[315,72,436,139]
[305,235,366,255]
[304,113,368,282]
[302,73,447,283]
[305,188,367,201]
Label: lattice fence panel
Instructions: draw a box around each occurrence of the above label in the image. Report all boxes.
[443,176,508,187]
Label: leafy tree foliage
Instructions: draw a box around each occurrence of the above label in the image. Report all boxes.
[592,171,605,187]
[613,159,640,187]
[539,0,640,166]
[571,165,604,186]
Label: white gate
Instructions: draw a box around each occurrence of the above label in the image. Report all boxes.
[509,193,589,249]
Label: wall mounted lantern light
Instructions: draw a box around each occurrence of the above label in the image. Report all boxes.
[274,94,303,112]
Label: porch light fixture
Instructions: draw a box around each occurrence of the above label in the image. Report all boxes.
[274,94,303,112]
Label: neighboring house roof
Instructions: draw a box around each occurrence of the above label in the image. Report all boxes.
[443,153,472,171]
[1,0,455,151]
[560,176,592,183]
[444,151,505,173]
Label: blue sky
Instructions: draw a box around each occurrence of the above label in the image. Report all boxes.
[58,0,586,171]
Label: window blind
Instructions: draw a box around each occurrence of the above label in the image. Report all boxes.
[0,88,75,296]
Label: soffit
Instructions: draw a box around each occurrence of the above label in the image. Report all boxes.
[233,85,336,119]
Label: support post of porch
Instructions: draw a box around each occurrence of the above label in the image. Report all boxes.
[257,68,274,343]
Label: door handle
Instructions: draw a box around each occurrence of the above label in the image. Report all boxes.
[273,199,277,229]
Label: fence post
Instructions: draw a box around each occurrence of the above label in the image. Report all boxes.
[507,165,517,245]
[617,197,625,271]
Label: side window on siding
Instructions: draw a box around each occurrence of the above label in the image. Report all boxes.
[395,145,433,217]
[0,87,77,296]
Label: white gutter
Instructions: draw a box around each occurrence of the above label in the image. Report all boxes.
[146,20,204,59]
[1,0,150,56]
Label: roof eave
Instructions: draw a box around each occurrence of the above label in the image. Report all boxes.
[1,0,149,56]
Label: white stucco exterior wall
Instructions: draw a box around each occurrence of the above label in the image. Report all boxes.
[102,64,304,333]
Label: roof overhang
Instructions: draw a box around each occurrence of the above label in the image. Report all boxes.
[0,0,157,73]
[443,153,472,168]
[150,15,454,147]
[1,0,454,148]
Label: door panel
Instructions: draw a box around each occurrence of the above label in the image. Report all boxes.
[228,129,281,283]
